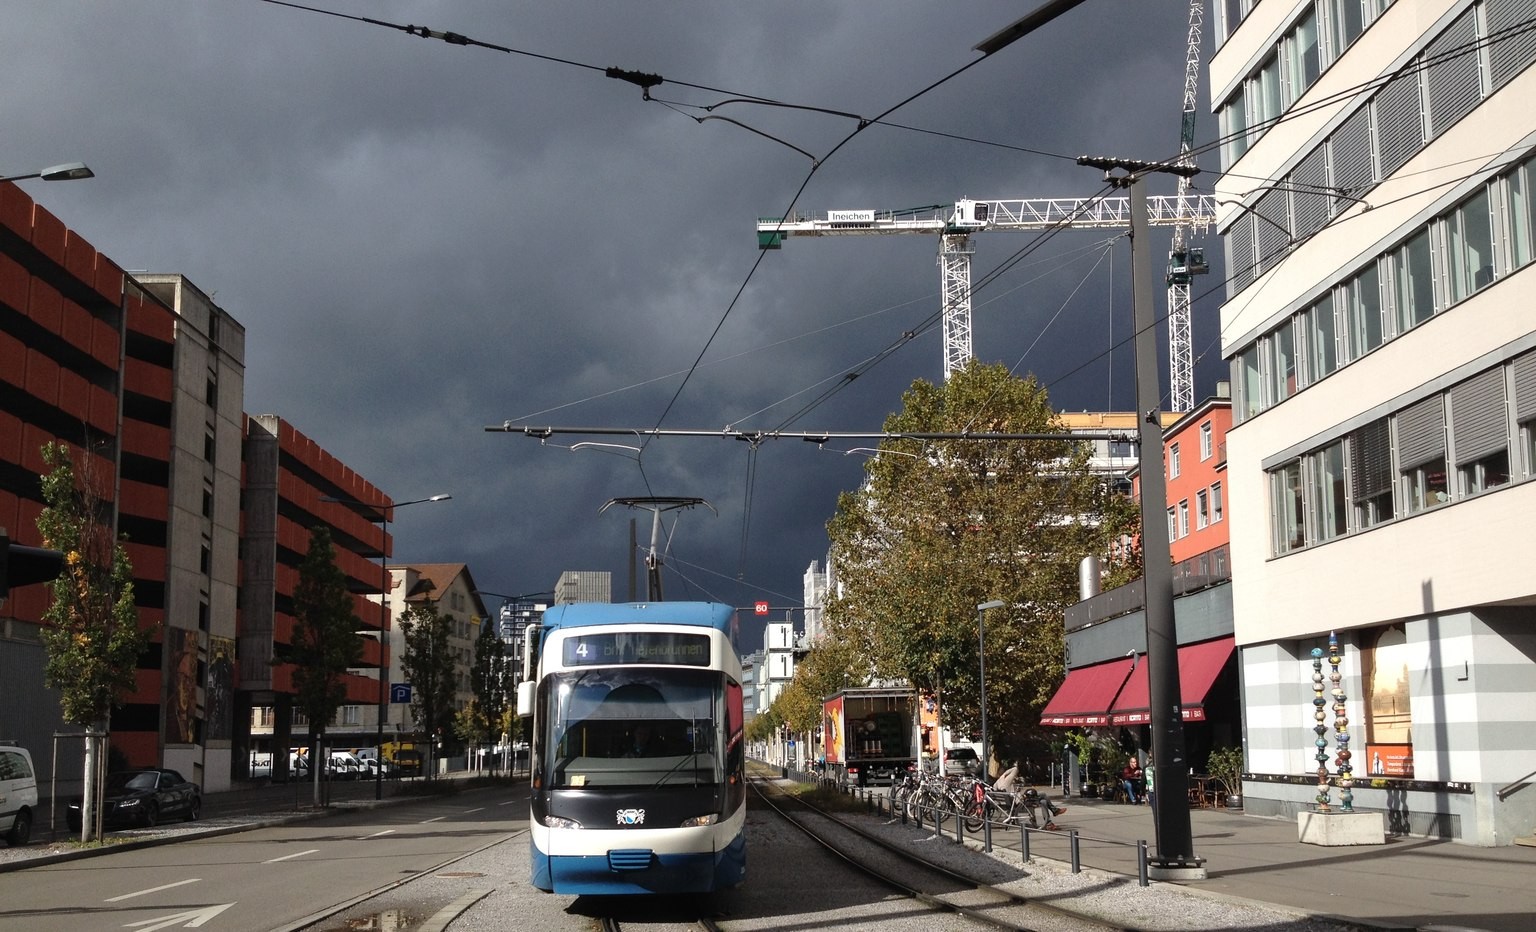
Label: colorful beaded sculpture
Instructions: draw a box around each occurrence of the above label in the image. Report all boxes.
[1330,632,1354,812]
[1311,647,1331,810]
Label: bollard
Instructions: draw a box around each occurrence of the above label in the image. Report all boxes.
[983,814,993,853]
[1069,829,1081,873]
[1020,822,1031,860]
[955,810,964,846]
[1137,839,1149,887]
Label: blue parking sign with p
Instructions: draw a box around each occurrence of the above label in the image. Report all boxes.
[391,683,413,704]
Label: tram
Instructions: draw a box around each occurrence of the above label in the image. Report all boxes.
[520,601,747,894]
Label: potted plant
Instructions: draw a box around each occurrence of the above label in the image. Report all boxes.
[1207,745,1245,809]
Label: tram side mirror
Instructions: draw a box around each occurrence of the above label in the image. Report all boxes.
[517,680,535,717]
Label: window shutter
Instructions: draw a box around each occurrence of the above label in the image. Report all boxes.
[1450,368,1507,464]
[1488,0,1536,91]
[1350,418,1392,501]
[1376,70,1424,179]
[1255,189,1290,275]
[1425,10,1481,139]
[1292,150,1330,238]
[1396,395,1446,470]
[1511,350,1536,423]
[1331,107,1373,206]
[1227,213,1255,295]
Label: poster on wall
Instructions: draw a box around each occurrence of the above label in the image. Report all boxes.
[206,636,235,741]
[166,627,199,744]
[1365,743,1413,778]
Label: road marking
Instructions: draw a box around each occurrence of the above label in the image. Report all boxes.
[361,829,395,839]
[420,816,447,823]
[105,879,200,902]
[463,807,486,814]
[123,903,233,930]
[263,848,320,863]
[497,799,520,806]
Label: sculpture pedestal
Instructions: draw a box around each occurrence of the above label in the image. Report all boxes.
[1297,809,1385,846]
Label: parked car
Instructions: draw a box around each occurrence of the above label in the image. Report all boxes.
[942,746,981,776]
[66,768,201,830]
[0,742,38,846]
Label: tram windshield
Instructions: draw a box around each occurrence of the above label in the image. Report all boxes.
[538,667,725,789]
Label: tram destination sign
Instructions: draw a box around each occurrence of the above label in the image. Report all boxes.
[563,632,711,667]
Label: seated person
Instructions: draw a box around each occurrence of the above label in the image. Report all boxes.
[624,723,664,758]
[1121,755,1144,804]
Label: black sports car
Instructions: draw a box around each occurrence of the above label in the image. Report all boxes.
[66,768,201,830]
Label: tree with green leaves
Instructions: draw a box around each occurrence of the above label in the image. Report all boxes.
[399,600,456,778]
[824,361,1140,767]
[288,527,363,795]
[36,442,151,841]
[468,619,507,773]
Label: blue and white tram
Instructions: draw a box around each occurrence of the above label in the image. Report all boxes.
[520,601,746,895]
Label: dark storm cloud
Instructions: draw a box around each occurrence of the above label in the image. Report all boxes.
[1,1,1224,629]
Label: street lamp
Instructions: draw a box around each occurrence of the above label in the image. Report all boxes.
[322,493,451,799]
[0,162,95,183]
[976,600,1005,797]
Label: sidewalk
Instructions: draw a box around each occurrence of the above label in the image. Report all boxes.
[992,794,1536,932]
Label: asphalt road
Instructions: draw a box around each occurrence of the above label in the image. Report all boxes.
[0,782,526,932]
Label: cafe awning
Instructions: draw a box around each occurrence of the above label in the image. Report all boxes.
[1040,655,1136,727]
[1108,636,1235,725]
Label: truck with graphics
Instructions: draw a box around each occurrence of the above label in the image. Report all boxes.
[821,686,918,787]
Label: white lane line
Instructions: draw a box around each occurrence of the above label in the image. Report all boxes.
[361,829,396,839]
[496,800,519,806]
[420,816,447,823]
[263,848,320,863]
[104,878,200,902]
[462,807,486,814]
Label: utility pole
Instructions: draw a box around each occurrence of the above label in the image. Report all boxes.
[1080,155,1206,880]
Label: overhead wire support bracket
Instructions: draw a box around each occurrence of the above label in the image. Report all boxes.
[606,67,664,90]
[487,423,1138,445]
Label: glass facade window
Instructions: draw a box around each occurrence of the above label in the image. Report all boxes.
[1270,460,1305,554]
[1309,440,1348,542]
[1347,263,1384,360]
[1200,421,1213,460]
[1511,162,1534,271]
[1197,488,1210,529]
[1170,442,1181,478]
[1447,187,1495,302]
[1220,87,1250,168]
[1267,321,1298,404]
[1282,9,1321,105]
[1235,346,1261,422]
[1460,450,1510,494]
[1323,0,1366,63]
[1307,291,1339,380]
[1394,229,1436,332]
[1178,499,1190,538]
[1403,456,1449,513]
[1211,482,1224,523]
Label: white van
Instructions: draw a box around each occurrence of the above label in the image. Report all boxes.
[0,742,39,847]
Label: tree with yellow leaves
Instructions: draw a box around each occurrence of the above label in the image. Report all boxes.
[36,442,152,840]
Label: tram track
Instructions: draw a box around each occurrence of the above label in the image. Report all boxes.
[598,916,723,932]
[750,776,1133,932]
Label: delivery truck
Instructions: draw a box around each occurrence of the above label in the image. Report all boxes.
[822,686,918,786]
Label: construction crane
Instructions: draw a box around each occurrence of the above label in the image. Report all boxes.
[1165,0,1209,413]
[757,194,1215,385]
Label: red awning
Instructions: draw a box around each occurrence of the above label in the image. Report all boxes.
[1109,636,1235,725]
[1040,656,1136,727]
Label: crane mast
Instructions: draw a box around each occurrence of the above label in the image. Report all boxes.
[1165,0,1208,413]
[757,195,1216,382]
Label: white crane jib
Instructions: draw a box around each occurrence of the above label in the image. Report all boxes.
[757,196,1216,382]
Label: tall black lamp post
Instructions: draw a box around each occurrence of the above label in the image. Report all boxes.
[323,493,450,799]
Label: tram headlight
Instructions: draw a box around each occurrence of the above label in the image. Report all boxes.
[542,815,582,830]
[680,813,719,827]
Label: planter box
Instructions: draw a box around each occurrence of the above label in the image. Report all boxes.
[1297,809,1385,846]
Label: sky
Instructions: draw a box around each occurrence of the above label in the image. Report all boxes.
[3,1,1229,646]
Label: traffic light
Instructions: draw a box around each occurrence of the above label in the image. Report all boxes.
[1,529,66,601]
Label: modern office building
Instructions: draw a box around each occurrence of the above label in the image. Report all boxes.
[554,570,611,604]
[1213,0,1536,844]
